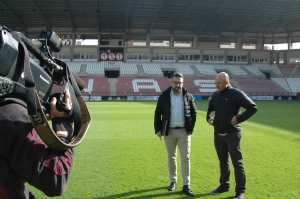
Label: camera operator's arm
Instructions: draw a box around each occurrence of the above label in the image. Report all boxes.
[0,101,75,198]
[50,89,73,143]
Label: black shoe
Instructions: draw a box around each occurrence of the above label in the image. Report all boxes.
[182,185,194,197]
[233,192,244,199]
[167,182,176,191]
[211,185,230,194]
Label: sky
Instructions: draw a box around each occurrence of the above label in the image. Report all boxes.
[265,43,300,50]
[79,39,300,50]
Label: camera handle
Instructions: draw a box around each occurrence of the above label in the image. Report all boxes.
[10,31,37,115]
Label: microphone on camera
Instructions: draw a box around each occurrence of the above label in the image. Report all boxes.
[72,72,86,91]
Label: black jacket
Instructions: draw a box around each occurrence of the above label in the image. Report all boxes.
[206,86,258,134]
[0,102,74,199]
[154,87,197,135]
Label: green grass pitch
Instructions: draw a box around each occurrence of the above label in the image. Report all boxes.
[29,100,300,199]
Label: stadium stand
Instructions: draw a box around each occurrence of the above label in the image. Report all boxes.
[79,76,110,96]
[175,64,195,76]
[120,62,138,75]
[241,65,266,76]
[116,76,170,96]
[159,63,195,76]
[213,64,248,76]
[294,67,300,76]
[184,77,216,96]
[267,64,281,76]
[242,64,282,77]
[56,61,299,97]
[85,61,139,76]
[65,61,83,74]
[278,64,295,76]
[104,62,121,70]
[271,77,300,94]
[141,63,164,75]
[271,78,292,92]
[194,64,218,76]
[86,62,105,75]
[235,78,289,96]
[285,78,300,93]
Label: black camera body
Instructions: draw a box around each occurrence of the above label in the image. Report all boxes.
[38,30,63,53]
[0,27,61,110]
[0,26,91,150]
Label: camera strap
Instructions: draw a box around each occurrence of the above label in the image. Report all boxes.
[65,66,82,137]
[28,63,92,150]
[10,31,37,115]
[53,58,83,138]
[30,90,91,150]
[9,32,91,150]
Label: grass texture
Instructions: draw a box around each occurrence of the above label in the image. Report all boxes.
[28,100,300,199]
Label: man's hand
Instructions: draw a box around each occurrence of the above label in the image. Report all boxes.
[156,131,162,141]
[208,118,214,126]
[231,116,238,126]
[50,89,72,119]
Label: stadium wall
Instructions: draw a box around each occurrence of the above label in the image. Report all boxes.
[54,45,300,65]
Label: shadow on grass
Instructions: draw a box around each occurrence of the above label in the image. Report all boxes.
[71,186,213,198]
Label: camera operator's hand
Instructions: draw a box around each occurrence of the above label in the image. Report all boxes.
[50,89,73,143]
[50,89,72,119]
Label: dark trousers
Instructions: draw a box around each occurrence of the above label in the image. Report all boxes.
[214,131,246,193]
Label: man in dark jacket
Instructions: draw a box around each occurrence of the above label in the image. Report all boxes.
[0,89,74,199]
[206,72,258,199]
[154,72,197,197]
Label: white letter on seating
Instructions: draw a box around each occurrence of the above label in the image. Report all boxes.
[83,79,93,92]
[132,79,161,92]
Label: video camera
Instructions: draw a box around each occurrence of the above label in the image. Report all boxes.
[0,25,91,150]
[1,26,70,112]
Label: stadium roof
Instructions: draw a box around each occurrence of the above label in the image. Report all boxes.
[1,0,300,43]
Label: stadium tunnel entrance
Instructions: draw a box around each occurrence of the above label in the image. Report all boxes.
[163,70,174,78]
[105,70,119,78]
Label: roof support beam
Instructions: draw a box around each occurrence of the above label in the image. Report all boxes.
[124,0,131,32]
[96,0,100,31]
[242,0,294,36]
[149,0,165,29]
[62,0,76,31]
[0,0,25,30]
[220,0,262,34]
[172,0,197,31]
[193,0,230,34]
[31,0,51,29]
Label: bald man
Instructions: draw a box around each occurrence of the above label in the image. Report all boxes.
[206,72,258,199]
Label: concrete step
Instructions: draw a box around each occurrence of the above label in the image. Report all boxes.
[230,78,243,90]
[190,65,203,77]
[290,65,300,77]
[136,65,147,76]
[77,63,87,76]
[107,78,118,96]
